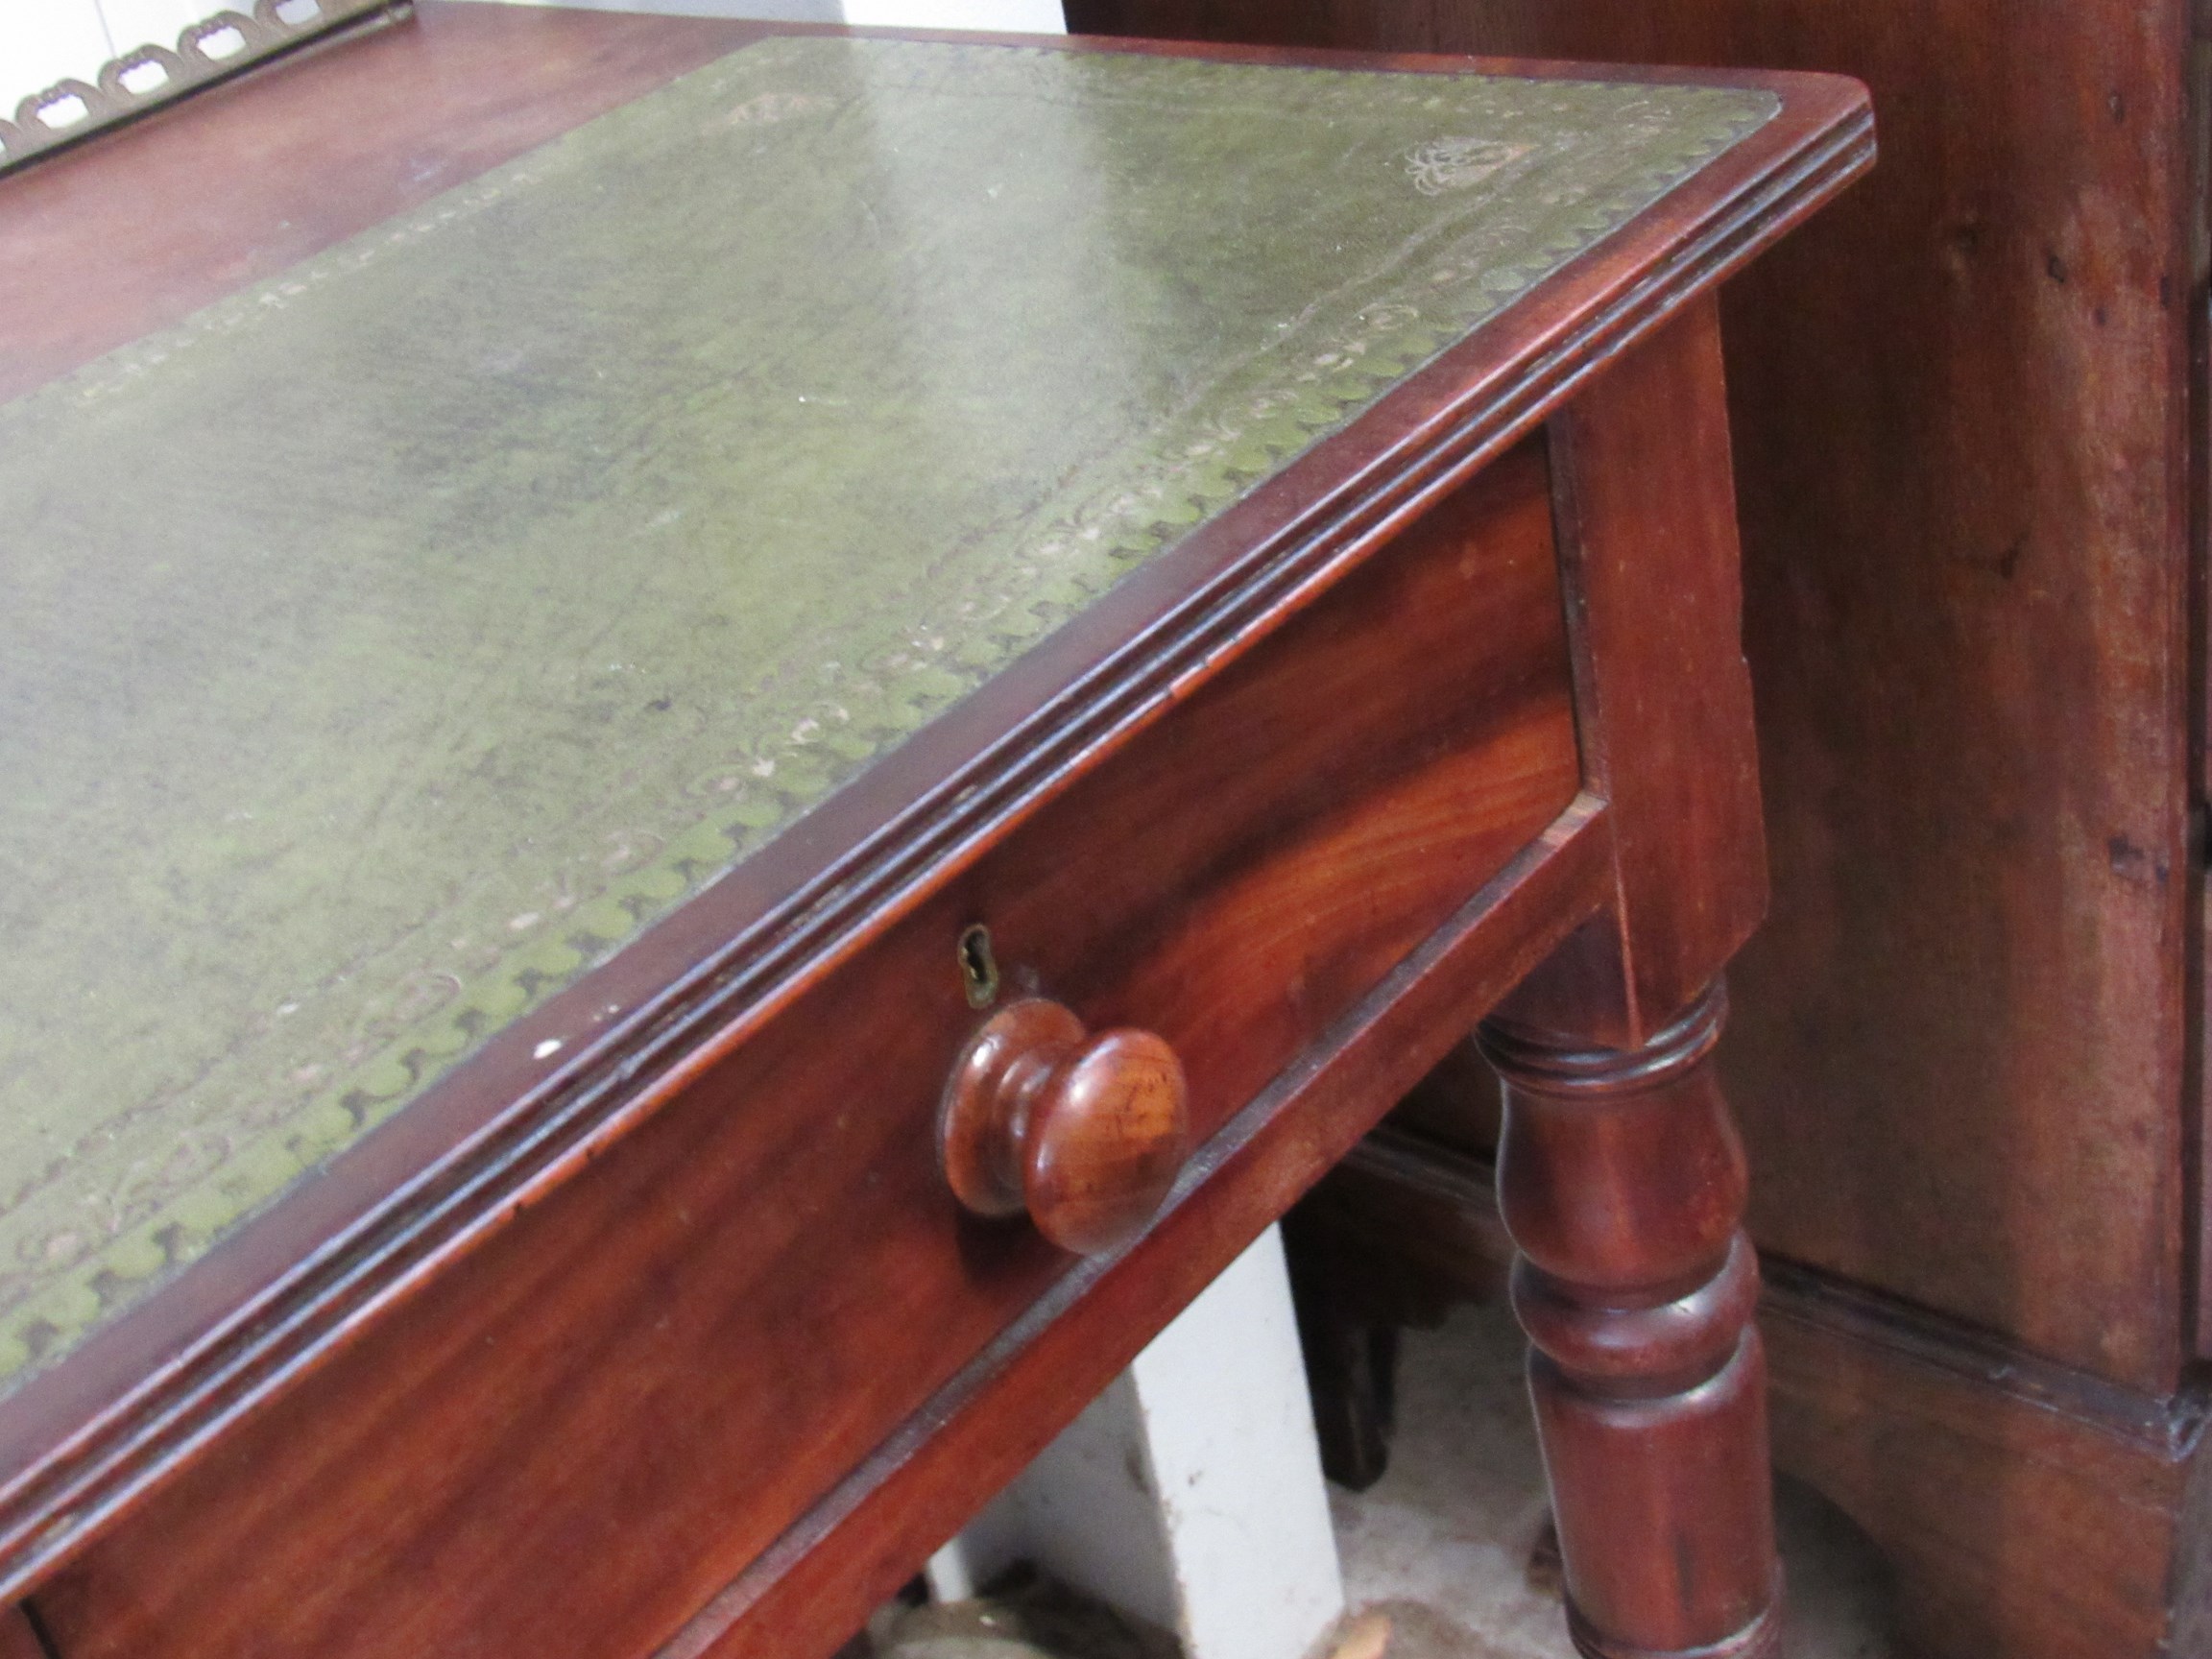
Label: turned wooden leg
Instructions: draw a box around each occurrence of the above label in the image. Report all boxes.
[1479,980,1780,1659]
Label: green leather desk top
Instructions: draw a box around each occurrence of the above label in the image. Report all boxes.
[0,34,1773,1388]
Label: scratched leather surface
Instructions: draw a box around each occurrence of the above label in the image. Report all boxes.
[0,35,1772,1384]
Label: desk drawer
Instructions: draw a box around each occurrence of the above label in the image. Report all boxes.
[40,442,1579,1659]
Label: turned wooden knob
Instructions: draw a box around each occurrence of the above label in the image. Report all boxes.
[939,998,1191,1256]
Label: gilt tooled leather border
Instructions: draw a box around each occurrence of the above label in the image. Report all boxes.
[0,36,1776,1387]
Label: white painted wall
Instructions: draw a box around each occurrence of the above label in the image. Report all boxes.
[2,1,219,114]
[841,0,1061,23]
[929,1227,1347,1659]
[459,0,1065,29]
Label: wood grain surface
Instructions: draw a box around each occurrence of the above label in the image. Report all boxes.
[0,2,774,404]
[1760,1263,2207,1659]
[1484,988,1780,1659]
[1296,1133,2212,1659]
[0,1606,40,1659]
[31,445,1581,1659]
[2,21,1775,1398]
[1469,301,1783,1659]
[939,998,1193,1256]
[667,805,1619,1659]
[1075,6,2209,1652]
[1069,0,2200,1403]
[0,6,1868,1604]
[1502,292,1765,1046]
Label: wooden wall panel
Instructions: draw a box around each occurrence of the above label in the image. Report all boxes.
[1070,0,2200,1390]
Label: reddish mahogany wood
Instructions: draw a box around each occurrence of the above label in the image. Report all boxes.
[1760,1264,2208,1659]
[0,2,777,403]
[32,446,1582,1659]
[1503,290,1765,1047]
[0,12,1870,1655]
[1068,5,2206,1651]
[661,804,1618,1659]
[1127,301,1790,1659]
[0,1606,40,1659]
[0,18,1866,1603]
[1298,1135,2212,1659]
[1483,987,1777,1659]
[940,999,1192,1256]
[1465,302,1782,1659]
[1072,0,2196,1403]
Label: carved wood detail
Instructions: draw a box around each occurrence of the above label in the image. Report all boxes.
[1482,983,1780,1659]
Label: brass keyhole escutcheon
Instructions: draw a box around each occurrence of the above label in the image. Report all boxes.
[957,923,999,1009]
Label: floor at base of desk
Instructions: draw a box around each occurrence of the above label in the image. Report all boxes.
[865,1301,1898,1659]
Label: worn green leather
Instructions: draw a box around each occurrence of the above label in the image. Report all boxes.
[0,36,1773,1385]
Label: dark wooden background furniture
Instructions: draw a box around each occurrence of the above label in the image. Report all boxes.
[1061,5,2212,1656]
[0,10,1865,1657]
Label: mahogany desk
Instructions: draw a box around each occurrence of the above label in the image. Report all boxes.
[0,11,1869,1658]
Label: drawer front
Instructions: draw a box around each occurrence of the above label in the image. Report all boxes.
[40,442,1579,1659]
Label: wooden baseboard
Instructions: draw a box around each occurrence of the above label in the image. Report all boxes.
[1760,1267,2205,1659]
[1299,1127,2212,1659]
